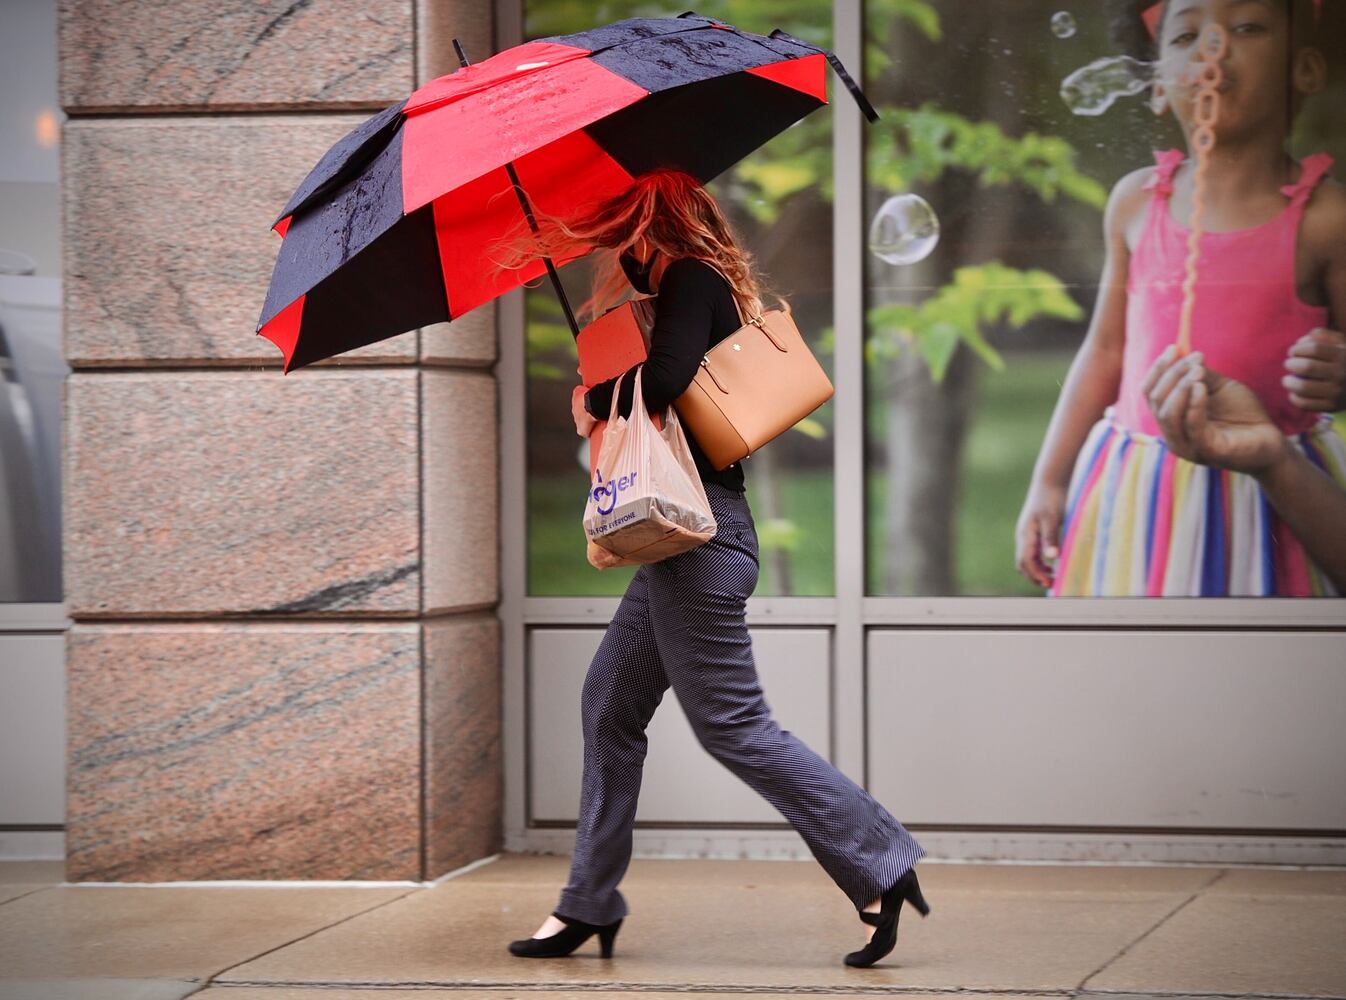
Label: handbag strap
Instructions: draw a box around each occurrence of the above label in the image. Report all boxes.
[695,258,755,327]
[693,259,795,356]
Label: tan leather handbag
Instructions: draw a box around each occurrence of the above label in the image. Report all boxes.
[672,263,834,471]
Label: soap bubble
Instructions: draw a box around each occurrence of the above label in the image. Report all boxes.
[868,194,940,266]
[1051,11,1077,38]
[1060,55,1153,116]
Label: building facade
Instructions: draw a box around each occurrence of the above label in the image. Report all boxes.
[1,0,1342,878]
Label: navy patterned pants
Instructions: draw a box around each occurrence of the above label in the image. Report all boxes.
[556,481,925,925]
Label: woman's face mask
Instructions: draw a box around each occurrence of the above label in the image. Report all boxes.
[619,244,656,294]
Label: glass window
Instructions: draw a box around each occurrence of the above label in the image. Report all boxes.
[863,0,1346,597]
[524,1,836,597]
[1,0,66,604]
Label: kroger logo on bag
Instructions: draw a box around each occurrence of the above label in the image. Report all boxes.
[588,468,639,518]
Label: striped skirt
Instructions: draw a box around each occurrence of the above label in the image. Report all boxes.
[1050,408,1346,597]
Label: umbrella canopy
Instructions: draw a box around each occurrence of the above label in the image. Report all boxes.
[256,11,876,373]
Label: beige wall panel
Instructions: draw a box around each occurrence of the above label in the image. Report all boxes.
[59,0,414,112]
[61,117,421,366]
[424,612,503,875]
[64,370,421,617]
[422,369,499,614]
[0,636,66,825]
[65,623,422,881]
[528,627,832,825]
[867,630,1346,831]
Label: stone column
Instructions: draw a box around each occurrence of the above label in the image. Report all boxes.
[59,0,501,881]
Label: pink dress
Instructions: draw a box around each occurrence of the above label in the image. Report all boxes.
[1051,150,1346,597]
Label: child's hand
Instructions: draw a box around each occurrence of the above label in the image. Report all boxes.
[1145,348,1288,477]
[1283,328,1346,412]
[1015,483,1067,589]
[572,384,598,438]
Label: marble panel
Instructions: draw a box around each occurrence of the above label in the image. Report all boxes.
[64,370,421,617]
[62,117,420,366]
[423,613,502,876]
[420,306,497,368]
[422,369,498,614]
[59,0,414,111]
[65,623,422,881]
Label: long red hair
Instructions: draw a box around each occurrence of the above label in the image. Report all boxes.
[489,167,777,325]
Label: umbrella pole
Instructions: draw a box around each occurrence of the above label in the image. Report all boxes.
[454,39,582,340]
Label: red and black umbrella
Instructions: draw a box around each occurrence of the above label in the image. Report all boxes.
[255,10,876,373]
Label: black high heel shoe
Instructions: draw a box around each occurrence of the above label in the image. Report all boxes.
[507,910,623,958]
[843,866,930,968]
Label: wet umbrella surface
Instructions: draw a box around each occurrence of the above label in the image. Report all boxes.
[256,11,876,373]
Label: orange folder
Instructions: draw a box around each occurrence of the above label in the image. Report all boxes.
[576,298,661,483]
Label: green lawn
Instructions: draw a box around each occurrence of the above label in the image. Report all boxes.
[860,351,1068,597]
[953,351,1072,596]
[527,469,836,596]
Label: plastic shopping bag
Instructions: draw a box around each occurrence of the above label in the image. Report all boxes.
[584,364,717,567]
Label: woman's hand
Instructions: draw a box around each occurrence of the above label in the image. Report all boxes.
[1283,327,1346,412]
[1142,346,1289,477]
[1015,481,1068,588]
[572,384,598,438]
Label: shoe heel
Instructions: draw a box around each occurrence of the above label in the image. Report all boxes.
[598,918,622,958]
[905,874,931,917]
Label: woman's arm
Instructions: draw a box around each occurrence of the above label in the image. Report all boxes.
[583,259,715,420]
[1145,346,1346,592]
[1015,170,1145,586]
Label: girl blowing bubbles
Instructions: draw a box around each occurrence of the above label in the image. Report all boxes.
[1016,0,1346,596]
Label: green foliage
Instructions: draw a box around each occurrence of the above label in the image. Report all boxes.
[866,263,1084,382]
[525,0,831,44]
[865,0,941,80]
[733,99,1107,225]
[792,416,828,439]
[526,290,578,366]
[523,0,949,226]
[518,0,1103,391]
[756,516,804,553]
[886,0,941,40]
[732,121,832,223]
[868,104,1108,209]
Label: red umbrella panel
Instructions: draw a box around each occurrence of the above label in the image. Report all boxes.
[256,12,876,373]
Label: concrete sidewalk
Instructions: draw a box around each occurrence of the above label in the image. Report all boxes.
[1,852,1343,999]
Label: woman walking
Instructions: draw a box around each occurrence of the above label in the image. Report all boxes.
[494,168,930,968]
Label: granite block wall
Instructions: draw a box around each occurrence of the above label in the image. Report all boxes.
[59,0,501,881]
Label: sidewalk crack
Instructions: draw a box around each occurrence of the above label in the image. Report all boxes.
[1077,867,1230,991]
[0,885,55,909]
[202,886,423,985]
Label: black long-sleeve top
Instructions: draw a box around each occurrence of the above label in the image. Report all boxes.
[583,257,747,493]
